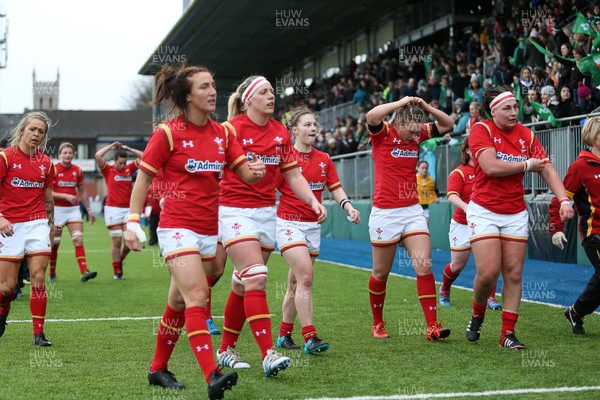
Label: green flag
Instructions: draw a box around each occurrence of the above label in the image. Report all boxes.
[573,12,597,38]
[576,50,600,86]
[526,38,553,59]
[514,82,524,122]
[530,101,561,128]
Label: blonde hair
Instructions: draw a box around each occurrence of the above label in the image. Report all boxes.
[227,75,261,120]
[9,111,53,151]
[59,142,75,154]
[582,117,600,147]
[390,104,426,127]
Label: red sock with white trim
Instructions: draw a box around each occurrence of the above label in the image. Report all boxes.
[219,291,246,352]
[185,306,216,383]
[301,324,317,343]
[75,245,87,274]
[279,321,295,338]
[416,273,437,327]
[30,283,47,335]
[369,275,387,325]
[150,304,185,372]
[441,263,458,292]
[244,289,272,358]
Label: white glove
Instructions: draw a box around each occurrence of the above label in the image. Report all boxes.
[127,222,147,245]
[552,232,567,250]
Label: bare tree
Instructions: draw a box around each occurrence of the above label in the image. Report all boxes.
[125,76,154,110]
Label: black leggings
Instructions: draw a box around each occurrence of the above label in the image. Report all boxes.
[574,234,600,316]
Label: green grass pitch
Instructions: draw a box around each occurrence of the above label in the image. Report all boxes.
[1,219,600,399]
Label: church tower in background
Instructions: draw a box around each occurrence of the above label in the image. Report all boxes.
[32,69,59,110]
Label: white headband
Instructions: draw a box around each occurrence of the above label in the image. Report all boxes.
[490,91,516,111]
[242,76,269,104]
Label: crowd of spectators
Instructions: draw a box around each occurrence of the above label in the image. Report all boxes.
[275,0,600,156]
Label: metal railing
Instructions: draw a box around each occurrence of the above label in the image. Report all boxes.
[317,101,360,131]
[324,114,597,201]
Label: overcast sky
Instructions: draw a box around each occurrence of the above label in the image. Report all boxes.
[0,0,182,114]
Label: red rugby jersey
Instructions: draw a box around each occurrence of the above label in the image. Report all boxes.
[469,120,547,214]
[549,151,600,242]
[219,114,298,208]
[54,162,83,207]
[139,116,247,236]
[369,121,433,209]
[100,161,138,208]
[275,147,342,222]
[447,164,475,225]
[0,146,55,223]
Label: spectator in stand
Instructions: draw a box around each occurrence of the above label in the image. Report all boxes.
[517,66,534,93]
[553,84,582,126]
[523,87,541,125]
[353,80,370,107]
[325,137,340,157]
[525,29,546,67]
[540,86,559,112]
[467,33,483,65]
[453,100,471,135]
[493,57,517,86]
[512,38,526,71]
[425,75,441,103]
[451,66,471,100]
[465,74,484,104]
[392,80,405,102]
[400,77,418,98]
[466,102,483,132]
[382,81,395,103]
[577,82,600,113]
[439,75,452,113]
[338,126,357,154]
[533,67,554,88]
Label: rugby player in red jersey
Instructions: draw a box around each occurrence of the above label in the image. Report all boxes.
[95,141,142,279]
[366,96,454,341]
[50,142,97,282]
[466,86,573,349]
[274,107,360,354]
[214,76,326,377]
[125,65,265,399]
[0,111,56,346]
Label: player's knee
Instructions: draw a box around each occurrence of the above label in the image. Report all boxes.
[0,279,17,294]
[71,231,83,246]
[239,264,268,290]
[109,229,123,238]
[296,272,313,290]
[185,288,209,308]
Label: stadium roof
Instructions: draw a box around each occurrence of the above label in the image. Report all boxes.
[139,0,403,84]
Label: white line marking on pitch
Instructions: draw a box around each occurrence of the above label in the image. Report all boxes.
[8,316,223,323]
[307,385,600,400]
